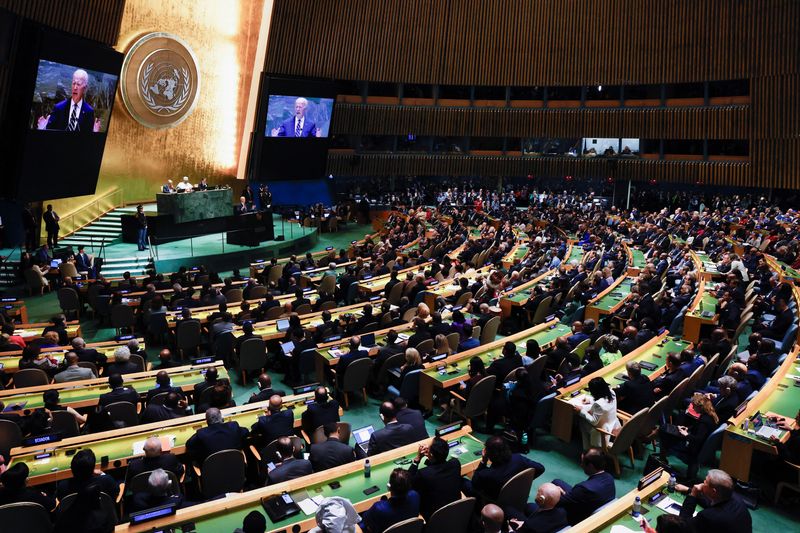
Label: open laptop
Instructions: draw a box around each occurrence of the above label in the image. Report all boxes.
[353,425,375,455]
[280,341,295,356]
[50,259,62,269]
[360,333,376,348]
[276,319,290,332]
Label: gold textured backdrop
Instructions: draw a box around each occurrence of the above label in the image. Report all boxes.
[51,0,266,215]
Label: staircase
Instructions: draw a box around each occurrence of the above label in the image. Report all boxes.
[59,209,125,250]
[100,255,155,278]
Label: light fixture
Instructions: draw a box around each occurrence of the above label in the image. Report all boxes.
[597,85,602,92]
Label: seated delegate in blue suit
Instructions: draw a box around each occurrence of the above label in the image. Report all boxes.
[271,97,320,137]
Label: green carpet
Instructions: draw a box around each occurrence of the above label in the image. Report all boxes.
[7,224,799,529]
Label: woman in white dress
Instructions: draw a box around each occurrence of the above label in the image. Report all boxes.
[575,377,621,450]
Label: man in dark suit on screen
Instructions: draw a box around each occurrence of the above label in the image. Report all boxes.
[271,97,320,137]
[37,69,100,132]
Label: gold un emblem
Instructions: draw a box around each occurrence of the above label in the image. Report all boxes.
[120,32,200,129]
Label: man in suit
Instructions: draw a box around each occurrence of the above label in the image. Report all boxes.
[309,422,355,471]
[75,246,94,278]
[140,392,190,424]
[393,396,428,441]
[361,468,420,533]
[614,361,655,414]
[408,436,462,519]
[247,373,287,404]
[301,387,341,435]
[161,180,175,193]
[251,395,294,448]
[335,336,370,387]
[98,373,140,408]
[272,97,319,137]
[193,366,220,411]
[565,321,590,350]
[710,376,740,422]
[676,469,752,533]
[757,298,793,342]
[105,346,140,375]
[552,448,615,525]
[467,435,546,501]
[457,323,480,352]
[185,408,249,465]
[652,353,684,398]
[126,436,185,480]
[54,352,95,383]
[488,341,524,382]
[145,371,185,404]
[367,402,417,456]
[266,436,313,484]
[235,196,252,215]
[619,326,639,355]
[37,69,97,132]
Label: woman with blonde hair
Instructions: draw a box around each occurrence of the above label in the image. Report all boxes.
[434,334,452,358]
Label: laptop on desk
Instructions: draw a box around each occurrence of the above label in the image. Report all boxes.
[353,425,375,455]
[361,333,376,348]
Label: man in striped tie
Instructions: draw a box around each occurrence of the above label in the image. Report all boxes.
[272,97,320,137]
[36,68,100,132]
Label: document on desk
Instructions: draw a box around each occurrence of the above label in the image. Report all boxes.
[755,426,783,440]
[297,495,325,515]
[567,393,591,407]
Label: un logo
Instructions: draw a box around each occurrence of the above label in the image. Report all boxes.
[120,33,200,129]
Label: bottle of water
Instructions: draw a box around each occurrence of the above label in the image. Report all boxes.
[668,473,676,493]
[521,432,529,446]
[364,459,371,478]
[632,496,642,516]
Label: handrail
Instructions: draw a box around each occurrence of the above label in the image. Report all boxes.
[45,188,124,243]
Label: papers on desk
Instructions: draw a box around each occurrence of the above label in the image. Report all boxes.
[610,526,638,533]
[328,348,344,358]
[397,333,410,342]
[297,494,325,515]
[132,435,176,456]
[309,320,324,327]
[755,426,783,440]
[567,393,591,407]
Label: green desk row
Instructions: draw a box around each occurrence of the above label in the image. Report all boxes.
[502,273,557,304]
[631,248,647,270]
[592,278,635,313]
[11,391,315,485]
[593,483,686,533]
[0,362,225,411]
[596,337,690,387]
[565,245,585,265]
[117,428,483,533]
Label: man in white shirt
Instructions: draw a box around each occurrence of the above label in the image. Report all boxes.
[176,176,193,192]
[37,69,101,132]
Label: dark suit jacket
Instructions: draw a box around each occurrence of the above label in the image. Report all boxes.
[614,374,655,414]
[488,353,524,382]
[558,471,616,524]
[46,99,95,132]
[75,347,106,367]
[520,507,569,533]
[395,407,428,441]
[145,385,184,404]
[267,457,313,484]
[680,494,752,533]
[140,403,187,424]
[409,458,462,519]
[251,409,294,446]
[337,349,370,384]
[471,454,545,501]
[309,437,355,471]
[763,308,793,340]
[98,386,140,408]
[301,400,341,434]
[106,361,140,376]
[367,422,417,456]
[652,369,683,398]
[247,387,287,404]
[276,116,317,137]
[126,453,185,480]
[185,421,249,464]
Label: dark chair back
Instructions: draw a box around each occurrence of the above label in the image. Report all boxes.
[13,368,50,388]
[0,419,22,458]
[311,422,352,445]
[496,467,539,511]
[213,331,236,367]
[425,497,476,533]
[50,410,80,438]
[397,369,423,408]
[201,449,246,499]
[59,490,117,524]
[0,502,52,533]
[105,401,139,428]
[384,517,424,533]
[462,375,497,420]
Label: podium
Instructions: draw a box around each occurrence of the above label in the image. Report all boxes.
[156,188,232,224]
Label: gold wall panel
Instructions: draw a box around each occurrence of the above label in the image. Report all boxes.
[91,0,265,205]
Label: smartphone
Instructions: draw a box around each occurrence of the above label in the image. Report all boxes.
[363,485,380,495]
[101,455,109,467]
[329,481,341,490]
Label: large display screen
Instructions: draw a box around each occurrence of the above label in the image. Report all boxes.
[30,60,119,133]
[265,95,334,138]
[1,20,124,202]
[251,76,337,181]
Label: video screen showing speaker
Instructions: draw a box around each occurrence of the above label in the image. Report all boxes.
[253,77,337,180]
[1,19,123,202]
[30,60,119,133]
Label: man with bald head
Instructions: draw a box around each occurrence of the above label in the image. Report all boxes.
[510,483,569,532]
[272,97,319,137]
[145,370,185,404]
[251,394,294,447]
[54,352,95,383]
[301,386,340,436]
[141,391,189,423]
[247,373,286,404]
[37,68,99,132]
[480,504,505,533]
[127,436,184,480]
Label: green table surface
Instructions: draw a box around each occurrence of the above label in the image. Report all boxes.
[592,278,634,312]
[596,489,686,533]
[0,366,227,410]
[694,252,720,274]
[687,285,719,318]
[14,395,314,482]
[599,337,690,388]
[728,355,800,444]
[502,274,556,304]
[0,342,129,372]
[775,260,800,280]
[631,248,647,269]
[233,303,373,340]
[566,246,584,264]
[15,325,80,340]
[196,434,484,532]
[508,245,530,262]
[424,323,572,384]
